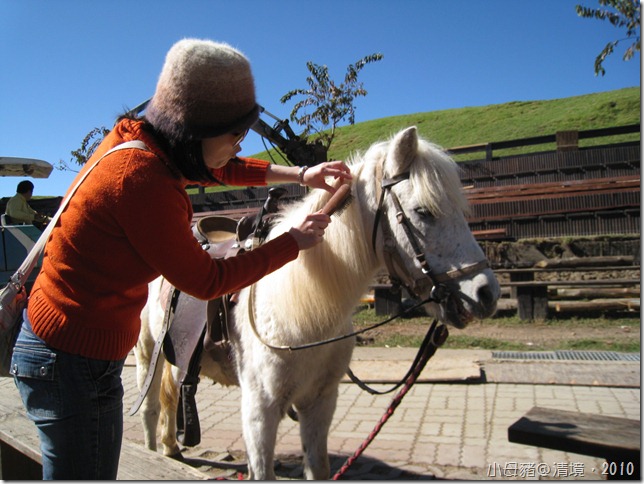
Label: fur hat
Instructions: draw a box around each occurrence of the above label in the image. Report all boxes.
[146,38,259,141]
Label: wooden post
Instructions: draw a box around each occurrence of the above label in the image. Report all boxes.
[532,286,549,320]
[511,272,548,321]
[373,284,401,316]
[512,272,533,320]
[556,130,579,151]
[485,143,493,161]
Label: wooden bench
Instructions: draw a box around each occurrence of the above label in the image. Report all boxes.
[508,407,640,480]
[0,398,209,480]
[495,263,640,320]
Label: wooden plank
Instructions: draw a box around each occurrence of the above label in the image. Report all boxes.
[502,278,640,288]
[494,265,640,274]
[494,298,640,313]
[466,198,641,223]
[466,175,640,201]
[553,298,640,313]
[0,402,42,467]
[468,188,640,204]
[0,397,208,480]
[555,287,640,298]
[466,174,641,193]
[472,228,508,239]
[118,442,208,480]
[534,255,635,268]
[509,407,640,476]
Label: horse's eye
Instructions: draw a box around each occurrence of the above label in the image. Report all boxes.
[414,207,433,219]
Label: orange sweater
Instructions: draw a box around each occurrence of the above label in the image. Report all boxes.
[28,119,299,360]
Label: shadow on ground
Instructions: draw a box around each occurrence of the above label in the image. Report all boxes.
[178,450,438,480]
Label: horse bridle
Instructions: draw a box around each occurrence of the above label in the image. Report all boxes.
[371,163,489,303]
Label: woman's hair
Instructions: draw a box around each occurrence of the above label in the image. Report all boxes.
[119,112,223,184]
[150,125,220,184]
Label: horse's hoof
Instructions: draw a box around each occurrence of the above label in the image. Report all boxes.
[168,451,185,462]
[287,406,299,422]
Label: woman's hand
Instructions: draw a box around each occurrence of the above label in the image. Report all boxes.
[265,161,352,192]
[288,212,331,250]
[301,161,352,193]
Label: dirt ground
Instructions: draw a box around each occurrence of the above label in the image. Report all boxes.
[357,314,641,350]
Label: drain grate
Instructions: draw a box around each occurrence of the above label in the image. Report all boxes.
[492,350,640,362]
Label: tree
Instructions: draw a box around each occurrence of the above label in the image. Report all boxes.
[57,126,109,172]
[576,0,640,76]
[280,53,383,150]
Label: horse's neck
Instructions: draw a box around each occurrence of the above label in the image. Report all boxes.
[264,180,378,322]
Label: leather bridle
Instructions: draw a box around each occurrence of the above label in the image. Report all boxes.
[371,163,489,304]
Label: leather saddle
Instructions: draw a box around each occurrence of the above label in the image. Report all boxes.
[161,187,288,447]
[163,215,242,383]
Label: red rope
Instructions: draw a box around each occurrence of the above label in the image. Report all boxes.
[214,323,447,481]
[332,323,448,480]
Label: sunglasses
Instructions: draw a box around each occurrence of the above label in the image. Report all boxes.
[233,129,249,147]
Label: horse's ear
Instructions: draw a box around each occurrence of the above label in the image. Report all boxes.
[386,126,418,175]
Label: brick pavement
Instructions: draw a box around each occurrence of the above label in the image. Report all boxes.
[122,349,640,480]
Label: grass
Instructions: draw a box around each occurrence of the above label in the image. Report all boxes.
[352,307,641,353]
[252,86,640,164]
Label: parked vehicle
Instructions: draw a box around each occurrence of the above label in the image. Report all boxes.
[0,156,53,288]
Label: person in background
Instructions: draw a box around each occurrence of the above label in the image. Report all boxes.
[10,38,352,480]
[5,180,50,228]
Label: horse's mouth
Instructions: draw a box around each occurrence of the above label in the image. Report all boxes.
[445,295,474,329]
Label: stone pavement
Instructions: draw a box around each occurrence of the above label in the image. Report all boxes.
[121,348,641,480]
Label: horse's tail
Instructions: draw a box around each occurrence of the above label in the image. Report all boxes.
[160,362,179,421]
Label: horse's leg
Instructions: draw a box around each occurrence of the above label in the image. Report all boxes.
[159,363,182,457]
[134,306,162,452]
[240,384,281,480]
[297,386,338,480]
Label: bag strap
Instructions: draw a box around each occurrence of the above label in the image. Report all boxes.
[8,140,149,289]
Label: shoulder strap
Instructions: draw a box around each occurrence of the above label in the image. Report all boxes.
[9,140,149,289]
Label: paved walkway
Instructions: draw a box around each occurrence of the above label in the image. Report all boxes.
[121,348,640,480]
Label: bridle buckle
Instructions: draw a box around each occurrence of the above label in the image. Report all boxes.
[430,284,450,303]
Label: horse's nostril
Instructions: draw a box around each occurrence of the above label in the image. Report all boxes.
[477,283,497,309]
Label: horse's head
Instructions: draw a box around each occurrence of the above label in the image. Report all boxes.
[359,126,500,328]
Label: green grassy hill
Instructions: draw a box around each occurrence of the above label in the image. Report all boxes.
[192,87,639,195]
[253,86,640,164]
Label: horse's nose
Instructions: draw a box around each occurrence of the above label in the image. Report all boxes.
[476,281,500,317]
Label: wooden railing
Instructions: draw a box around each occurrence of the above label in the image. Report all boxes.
[446,124,640,161]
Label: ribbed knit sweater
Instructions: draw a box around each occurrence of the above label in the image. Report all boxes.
[28,118,299,360]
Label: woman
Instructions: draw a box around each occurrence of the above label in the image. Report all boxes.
[10,38,351,480]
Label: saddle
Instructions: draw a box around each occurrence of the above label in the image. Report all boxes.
[162,187,288,447]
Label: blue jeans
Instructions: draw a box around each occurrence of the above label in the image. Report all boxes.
[11,313,126,480]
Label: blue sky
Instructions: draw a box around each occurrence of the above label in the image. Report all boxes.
[1,0,640,196]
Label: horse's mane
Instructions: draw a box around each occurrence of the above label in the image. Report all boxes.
[258,182,373,339]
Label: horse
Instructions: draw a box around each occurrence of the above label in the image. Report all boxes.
[134,126,500,480]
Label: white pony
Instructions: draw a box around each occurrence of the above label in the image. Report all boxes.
[135,127,500,479]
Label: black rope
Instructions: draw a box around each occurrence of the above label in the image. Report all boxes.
[346,319,440,395]
[269,295,434,351]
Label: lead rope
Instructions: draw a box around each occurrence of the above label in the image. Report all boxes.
[332,321,448,480]
[213,321,448,481]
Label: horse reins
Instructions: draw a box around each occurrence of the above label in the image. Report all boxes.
[247,284,437,352]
